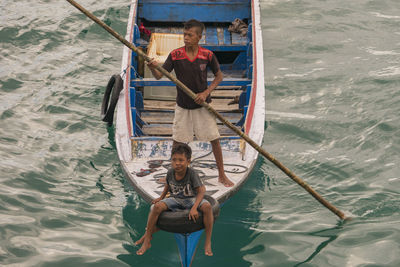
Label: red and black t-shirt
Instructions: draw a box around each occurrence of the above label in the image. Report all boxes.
[162,46,221,109]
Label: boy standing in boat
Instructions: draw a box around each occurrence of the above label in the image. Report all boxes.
[136,143,214,256]
[147,19,234,187]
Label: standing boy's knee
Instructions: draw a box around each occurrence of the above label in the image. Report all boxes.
[210,138,219,145]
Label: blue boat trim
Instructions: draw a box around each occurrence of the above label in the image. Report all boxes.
[175,231,204,267]
[139,0,250,23]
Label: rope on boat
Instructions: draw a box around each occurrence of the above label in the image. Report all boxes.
[120,67,128,79]
[129,64,143,79]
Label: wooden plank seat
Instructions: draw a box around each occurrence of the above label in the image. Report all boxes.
[211,89,242,98]
[141,111,242,124]
[131,78,251,87]
[141,123,241,137]
[143,98,240,112]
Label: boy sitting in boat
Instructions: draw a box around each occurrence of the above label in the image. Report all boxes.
[147,19,234,187]
[136,143,214,256]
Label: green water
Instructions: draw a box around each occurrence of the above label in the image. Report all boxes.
[1,0,399,266]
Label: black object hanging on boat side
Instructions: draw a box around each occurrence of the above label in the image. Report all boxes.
[101,74,123,126]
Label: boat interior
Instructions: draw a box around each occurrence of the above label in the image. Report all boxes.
[128,0,253,138]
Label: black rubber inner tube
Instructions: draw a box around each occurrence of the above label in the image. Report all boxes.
[101,74,123,126]
[156,194,220,234]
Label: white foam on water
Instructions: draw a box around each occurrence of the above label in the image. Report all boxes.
[370,12,400,20]
[368,66,400,77]
[266,110,317,119]
[284,68,325,78]
[364,47,399,56]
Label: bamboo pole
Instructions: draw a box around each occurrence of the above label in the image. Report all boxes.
[65,0,348,220]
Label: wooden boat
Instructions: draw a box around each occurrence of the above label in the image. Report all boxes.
[113,0,265,265]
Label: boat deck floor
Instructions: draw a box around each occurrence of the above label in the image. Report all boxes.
[140,85,244,137]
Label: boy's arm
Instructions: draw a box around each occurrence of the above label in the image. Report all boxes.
[207,70,224,93]
[188,185,206,222]
[195,70,223,104]
[148,53,174,80]
[147,58,164,80]
[152,183,169,204]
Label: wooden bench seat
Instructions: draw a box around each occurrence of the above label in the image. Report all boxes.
[142,124,241,136]
[143,98,240,112]
[131,78,251,87]
[211,89,242,98]
[141,111,242,124]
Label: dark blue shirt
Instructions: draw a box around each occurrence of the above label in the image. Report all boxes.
[166,167,203,198]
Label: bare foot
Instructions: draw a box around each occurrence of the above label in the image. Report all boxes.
[134,235,145,246]
[135,234,152,246]
[204,242,213,256]
[136,240,151,255]
[218,175,234,187]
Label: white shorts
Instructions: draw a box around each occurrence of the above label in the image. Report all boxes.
[173,105,220,143]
